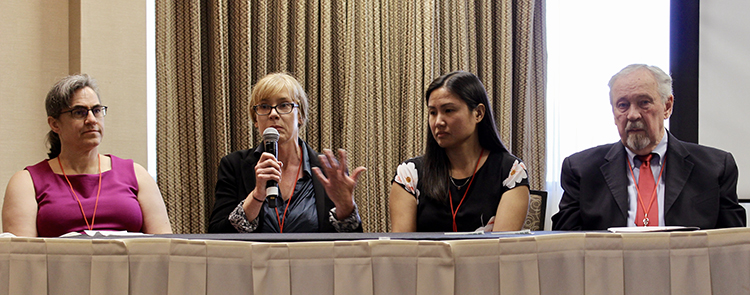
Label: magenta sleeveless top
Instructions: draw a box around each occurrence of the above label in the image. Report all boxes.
[26,155,144,237]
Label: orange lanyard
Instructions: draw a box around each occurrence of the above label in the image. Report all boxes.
[274,144,303,233]
[626,154,666,226]
[59,154,102,231]
[448,149,484,232]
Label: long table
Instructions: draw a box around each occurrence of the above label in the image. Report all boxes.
[1,228,749,294]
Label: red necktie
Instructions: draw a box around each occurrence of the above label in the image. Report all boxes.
[635,154,658,226]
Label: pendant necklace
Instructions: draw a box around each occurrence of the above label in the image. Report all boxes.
[450,176,471,190]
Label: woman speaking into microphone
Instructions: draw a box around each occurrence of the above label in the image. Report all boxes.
[209,73,366,233]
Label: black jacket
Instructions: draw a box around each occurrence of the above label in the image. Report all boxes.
[552,132,746,230]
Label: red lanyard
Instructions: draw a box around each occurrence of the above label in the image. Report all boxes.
[59,154,102,231]
[274,144,303,233]
[448,149,484,232]
[626,154,666,226]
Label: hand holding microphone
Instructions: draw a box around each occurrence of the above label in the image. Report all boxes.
[263,127,280,208]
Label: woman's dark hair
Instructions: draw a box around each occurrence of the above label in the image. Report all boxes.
[45,74,101,159]
[421,71,508,202]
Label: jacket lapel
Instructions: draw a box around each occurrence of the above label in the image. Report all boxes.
[664,133,693,216]
[305,142,331,231]
[601,143,630,222]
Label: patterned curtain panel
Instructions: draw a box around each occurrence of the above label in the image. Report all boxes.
[156,0,546,233]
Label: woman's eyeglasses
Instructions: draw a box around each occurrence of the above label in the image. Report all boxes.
[60,106,108,119]
[252,102,299,115]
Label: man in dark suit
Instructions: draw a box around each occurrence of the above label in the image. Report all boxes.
[552,64,746,230]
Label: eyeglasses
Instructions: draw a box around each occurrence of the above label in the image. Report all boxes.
[60,106,108,119]
[252,102,299,115]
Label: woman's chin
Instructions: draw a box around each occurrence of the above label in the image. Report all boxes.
[436,139,454,149]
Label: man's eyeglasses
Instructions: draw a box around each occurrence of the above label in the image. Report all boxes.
[252,102,299,115]
[60,106,108,119]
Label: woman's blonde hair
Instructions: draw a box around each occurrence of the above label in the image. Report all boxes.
[249,73,308,129]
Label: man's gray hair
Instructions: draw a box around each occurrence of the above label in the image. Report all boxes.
[608,64,672,103]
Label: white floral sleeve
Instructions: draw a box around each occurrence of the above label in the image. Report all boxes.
[394,162,420,198]
[502,160,528,189]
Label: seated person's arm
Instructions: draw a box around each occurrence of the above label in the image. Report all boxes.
[2,170,39,237]
[389,183,417,232]
[551,157,582,230]
[717,152,746,228]
[210,154,269,233]
[210,156,251,233]
[492,186,529,231]
[134,163,173,234]
[328,204,362,232]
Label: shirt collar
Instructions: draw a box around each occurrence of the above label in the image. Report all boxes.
[298,139,312,176]
[625,130,668,168]
[253,138,312,176]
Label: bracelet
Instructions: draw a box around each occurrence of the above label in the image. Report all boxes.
[252,195,265,203]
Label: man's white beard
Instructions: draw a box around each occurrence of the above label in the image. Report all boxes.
[625,120,651,151]
[627,132,651,151]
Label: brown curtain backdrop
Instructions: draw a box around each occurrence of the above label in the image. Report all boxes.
[156,0,546,233]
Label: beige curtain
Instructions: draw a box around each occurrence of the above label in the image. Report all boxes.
[156,0,546,233]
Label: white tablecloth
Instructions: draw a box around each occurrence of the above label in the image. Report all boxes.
[1,228,749,294]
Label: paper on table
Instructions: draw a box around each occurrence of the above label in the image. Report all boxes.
[59,230,151,237]
[443,229,533,235]
[607,226,700,233]
[444,231,486,235]
[490,229,532,235]
[84,230,151,236]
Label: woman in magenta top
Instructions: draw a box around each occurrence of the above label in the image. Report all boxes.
[2,74,172,237]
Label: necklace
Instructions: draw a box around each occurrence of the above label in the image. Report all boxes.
[449,176,471,190]
[58,154,102,231]
[274,143,303,233]
[448,149,484,232]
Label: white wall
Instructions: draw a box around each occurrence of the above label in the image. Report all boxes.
[699,1,750,201]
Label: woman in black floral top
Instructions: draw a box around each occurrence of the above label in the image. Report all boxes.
[389,71,530,232]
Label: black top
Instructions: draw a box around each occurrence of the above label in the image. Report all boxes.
[393,150,530,232]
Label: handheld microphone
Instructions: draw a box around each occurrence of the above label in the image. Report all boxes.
[263,127,280,208]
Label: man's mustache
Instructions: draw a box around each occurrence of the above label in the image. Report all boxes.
[625,120,645,131]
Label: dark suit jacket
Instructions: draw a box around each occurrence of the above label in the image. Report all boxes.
[552,132,746,230]
[208,140,362,233]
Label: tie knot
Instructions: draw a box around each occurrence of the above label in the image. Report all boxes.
[636,154,654,165]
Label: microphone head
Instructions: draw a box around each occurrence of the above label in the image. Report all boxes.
[263,127,280,142]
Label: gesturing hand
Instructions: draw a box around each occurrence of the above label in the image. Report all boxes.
[312,149,367,219]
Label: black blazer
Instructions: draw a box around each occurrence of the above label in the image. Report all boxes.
[552,132,746,230]
[208,140,362,233]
